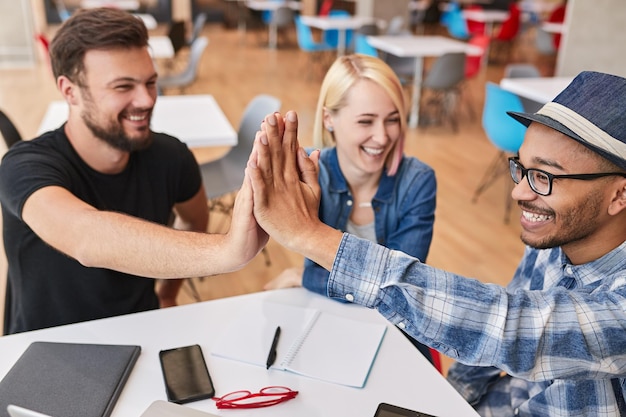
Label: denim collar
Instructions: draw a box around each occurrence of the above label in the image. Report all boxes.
[319,147,397,204]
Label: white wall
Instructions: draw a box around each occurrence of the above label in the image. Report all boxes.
[0,0,36,68]
[556,0,626,77]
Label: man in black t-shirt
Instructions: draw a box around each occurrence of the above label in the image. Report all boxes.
[0,8,267,334]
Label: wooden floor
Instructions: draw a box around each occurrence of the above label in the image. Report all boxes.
[0,21,557,373]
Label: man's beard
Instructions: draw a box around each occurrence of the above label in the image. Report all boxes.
[80,88,153,152]
[519,188,604,250]
[82,113,153,152]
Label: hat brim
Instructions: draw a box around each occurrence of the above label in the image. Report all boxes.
[507,111,626,170]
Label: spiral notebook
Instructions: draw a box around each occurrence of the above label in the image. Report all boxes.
[211,301,386,388]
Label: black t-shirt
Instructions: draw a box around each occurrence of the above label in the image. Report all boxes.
[0,127,202,334]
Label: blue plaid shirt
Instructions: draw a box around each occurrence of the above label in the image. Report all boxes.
[327,234,626,416]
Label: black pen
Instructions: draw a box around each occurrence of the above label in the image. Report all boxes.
[266,326,281,369]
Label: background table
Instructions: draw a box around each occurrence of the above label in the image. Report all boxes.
[300,15,376,56]
[246,0,302,49]
[0,288,479,417]
[37,95,237,148]
[80,0,139,10]
[541,21,566,34]
[148,36,175,59]
[367,35,482,128]
[500,76,574,104]
[462,9,509,36]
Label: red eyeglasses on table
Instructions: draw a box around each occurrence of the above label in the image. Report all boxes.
[212,386,299,409]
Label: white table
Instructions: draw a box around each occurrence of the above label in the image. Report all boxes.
[135,13,157,30]
[541,21,566,34]
[500,76,574,104]
[0,288,479,417]
[37,95,237,148]
[246,1,302,49]
[148,36,175,59]
[366,35,482,128]
[80,0,140,10]
[462,9,509,36]
[299,15,376,56]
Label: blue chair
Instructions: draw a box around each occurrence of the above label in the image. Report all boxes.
[295,15,334,77]
[472,82,526,222]
[323,10,354,51]
[261,0,283,24]
[441,3,469,40]
[295,15,334,52]
[354,33,377,57]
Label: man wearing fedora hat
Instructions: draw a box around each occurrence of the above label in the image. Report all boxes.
[246,70,626,415]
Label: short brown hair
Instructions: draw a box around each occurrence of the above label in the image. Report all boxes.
[49,7,149,84]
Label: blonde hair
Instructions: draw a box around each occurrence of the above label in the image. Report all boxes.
[312,54,407,175]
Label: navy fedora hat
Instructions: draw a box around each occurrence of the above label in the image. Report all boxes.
[507,71,626,171]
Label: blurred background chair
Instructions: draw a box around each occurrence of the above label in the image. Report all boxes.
[462,35,491,120]
[386,15,410,36]
[465,4,486,36]
[354,33,378,57]
[187,12,207,46]
[377,16,415,87]
[547,3,567,50]
[535,26,557,55]
[420,52,467,131]
[318,0,334,16]
[199,94,281,266]
[441,3,470,40]
[472,82,526,223]
[489,2,521,63]
[157,36,209,94]
[268,6,296,48]
[294,15,334,78]
[0,109,23,150]
[503,63,543,113]
[323,9,354,52]
[200,94,281,216]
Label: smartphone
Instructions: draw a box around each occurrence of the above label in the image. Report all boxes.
[159,344,215,404]
[374,403,438,417]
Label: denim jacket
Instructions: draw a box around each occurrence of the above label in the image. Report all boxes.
[302,147,437,295]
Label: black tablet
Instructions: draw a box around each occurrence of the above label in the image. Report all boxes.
[374,402,438,417]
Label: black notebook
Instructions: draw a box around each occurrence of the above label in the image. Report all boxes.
[0,341,141,417]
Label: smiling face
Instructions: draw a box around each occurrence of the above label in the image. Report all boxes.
[325,79,401,178]
[512,122,626,261]
[74,46,158,152]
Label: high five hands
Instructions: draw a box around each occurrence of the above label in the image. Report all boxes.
[244,111,343,271]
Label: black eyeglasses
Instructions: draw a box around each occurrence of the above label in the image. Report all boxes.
[212,386,298,409]
[508,157,626,196]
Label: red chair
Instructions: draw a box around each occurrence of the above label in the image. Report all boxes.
[490,3,521,63]
[548,4,566,49]
[429,348,443,374]
[461,35,490,121]
[465,35,490,79]
[318,0,333,16]
[465,5,486,36]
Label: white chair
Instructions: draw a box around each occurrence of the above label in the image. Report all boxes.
[188,12,207,46]
[199,94,281,266]
[157,36,209,94]
[200,94,281,206]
